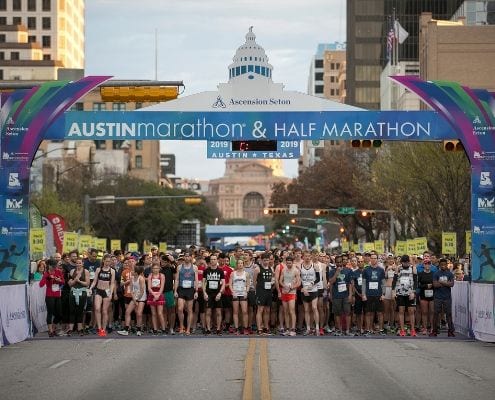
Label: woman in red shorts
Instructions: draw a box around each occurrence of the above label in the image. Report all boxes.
[147,261,166,335]
[279,256,300,336]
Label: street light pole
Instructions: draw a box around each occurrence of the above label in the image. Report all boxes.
[56,162,99,191]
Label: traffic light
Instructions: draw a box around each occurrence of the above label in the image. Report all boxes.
[126,199,145,207]
[264,208,289,215]
[290,218,297,224]
[443,140,464,152]
[100,86,178,102]
[314,209,331,216]
[184,197,202,205]
[351,140,382,148]
[339,226,345,234]
[359,210,375,217]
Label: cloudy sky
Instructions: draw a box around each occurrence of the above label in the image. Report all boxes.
[85,0,346,180]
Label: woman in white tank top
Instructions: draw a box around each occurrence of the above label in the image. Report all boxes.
[229,259,250,335]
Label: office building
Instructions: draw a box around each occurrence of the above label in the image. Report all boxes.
[0,0,84,80]
[346,0,464,110]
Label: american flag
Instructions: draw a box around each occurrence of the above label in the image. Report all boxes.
[386,27,396,61]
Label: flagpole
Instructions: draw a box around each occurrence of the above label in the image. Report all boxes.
[393,9,398,66]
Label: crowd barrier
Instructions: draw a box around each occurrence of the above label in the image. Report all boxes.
[1,281,494,346]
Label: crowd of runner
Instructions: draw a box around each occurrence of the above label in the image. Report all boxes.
[32,246,464,338]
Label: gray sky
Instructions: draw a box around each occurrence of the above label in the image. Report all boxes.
[85,0,346,180]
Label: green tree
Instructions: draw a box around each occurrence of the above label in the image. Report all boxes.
[31,189,85,231]
[87,176,214,245]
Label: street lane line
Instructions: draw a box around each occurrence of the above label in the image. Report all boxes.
[455,369,482,381]
[242,338,256,400]
[259,338,272,400]
[103,339,114,344]
[49,359,71,369]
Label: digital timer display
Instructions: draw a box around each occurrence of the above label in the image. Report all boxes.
[231,140,278,151]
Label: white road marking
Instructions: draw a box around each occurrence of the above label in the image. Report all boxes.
[455,368,482,381]
[103,339,114,344]
[49,359,71,369]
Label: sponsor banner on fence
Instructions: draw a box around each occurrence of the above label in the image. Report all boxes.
[0,284,30,345]
[28,282,47,333]
[470,282,495,342]
[452,281,472,337]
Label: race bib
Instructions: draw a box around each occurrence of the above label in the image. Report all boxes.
[337,283,347,293]
[209,281,219,290]
[233,282,245,292]
[182,280,192,289]
[52,284,60,292]
[152,278,160,287]
[387,270,395,279]
[369,282,379,290]
[303,281,312,289]
[439,276,448,282]
[357,277,362,286]
[264,281,272,290]
[89,271,95,280]
[424,289,434,298]
[399,277,410,285]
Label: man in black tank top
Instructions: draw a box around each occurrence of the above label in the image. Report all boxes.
[253,253,273,335]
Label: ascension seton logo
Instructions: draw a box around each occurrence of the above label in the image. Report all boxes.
[212,96,227,109]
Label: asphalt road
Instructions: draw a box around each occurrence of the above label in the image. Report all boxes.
[1,336,494,400]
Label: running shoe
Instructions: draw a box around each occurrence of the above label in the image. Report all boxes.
[48,331,55,338]
[279,328,285,336]
[429,331,437,337]
[66,330,72,337]
[136,330,142,336]
[333,330,342,337]
[117,330,129,336]
[303,329,310,336]
[97,329,104,337]
[101,329,107,337]
[289,330,297,337]
[170,328,175,336]
[448,331,456,337]
[79,330,84,337]
[228,326,236,334]
[235,330,240,336]
[379,330,387,336]
[319,328,324,336]
[257,330,264,336]
[316,329,321,337]
[216,329,223,336]
[243,328,250,335]
[421,328,427,335]
[399,329,406,337]
[410,329,417,337]
[106,326,113,334]
[185,330,191,336]
[56,330,67,337]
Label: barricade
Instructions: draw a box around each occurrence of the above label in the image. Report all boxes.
[0,284,30,346]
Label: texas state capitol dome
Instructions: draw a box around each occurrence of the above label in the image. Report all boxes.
[208,27,289,222]
[223,26,284,177]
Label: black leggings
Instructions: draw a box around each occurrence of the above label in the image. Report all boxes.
[45,297,61,325]
[69,292,87,325]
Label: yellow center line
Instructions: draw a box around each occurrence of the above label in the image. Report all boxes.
[259,338,272,400]
[242,338,257,400]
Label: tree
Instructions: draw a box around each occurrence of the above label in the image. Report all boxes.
[368,142,470,254]
[32,189,85,231]
[87,176,214,245]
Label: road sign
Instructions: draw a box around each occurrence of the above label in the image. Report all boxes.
[316,218,326,224]
[289,204,298,215]
[338,207,355,215]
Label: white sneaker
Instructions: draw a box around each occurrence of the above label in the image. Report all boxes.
[117,330,129,336]
[136,331,142,336]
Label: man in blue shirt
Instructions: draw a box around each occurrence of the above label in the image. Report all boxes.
[430,258,455,337]
[362,254,386,335]
[327,255,353,336]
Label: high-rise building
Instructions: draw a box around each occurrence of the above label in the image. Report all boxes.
[301,44,347,173]
[0,0,84,80]
[419,12,495,91]
[346,0,464,110]
[452,1,495,25]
